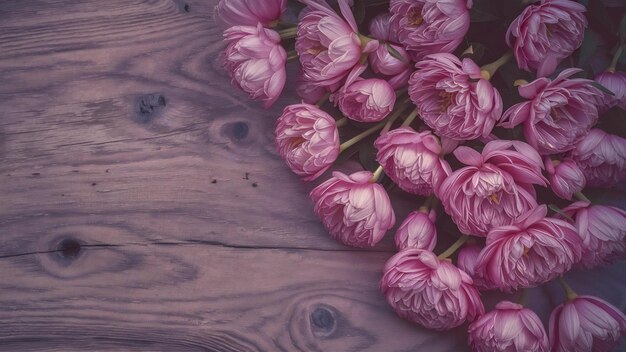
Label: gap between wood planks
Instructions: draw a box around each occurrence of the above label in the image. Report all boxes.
[0,240,396,260]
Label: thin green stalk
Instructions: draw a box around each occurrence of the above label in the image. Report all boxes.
[558,277,578,301]
[438,235,470,259]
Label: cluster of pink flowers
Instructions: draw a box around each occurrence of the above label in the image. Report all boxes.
[216,0,626,350]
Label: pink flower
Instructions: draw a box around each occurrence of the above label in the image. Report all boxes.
[369,43,412,89]
[474,205,582,292]
[545,158,586,201]
[381,249,484,330]
[295,0,378,88]
[389,0,472,61]
[214,0,286,27]
[500,69,601,155]
[275,104,340,181]
[223,24,287,108]
[309,171,395,247]
[595,70,626,112]
[408,53,502,140]
[375,128,451,195]
[571,129,626,187]
[394,208,437,251]
[368,13,400,43]
[457,245,490,290]
[468,301,549,352]
[333,78,396,122]
[439,140,546,237]
[506,0,587,77]
[561,201,626,269]
[549,295,626,352]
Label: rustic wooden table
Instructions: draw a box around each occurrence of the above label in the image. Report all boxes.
[1,1,625,351]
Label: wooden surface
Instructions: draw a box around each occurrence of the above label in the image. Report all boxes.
[0,1,624,351]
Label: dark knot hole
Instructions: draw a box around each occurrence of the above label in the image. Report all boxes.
[311,306,335,333]
[57,238,81,259]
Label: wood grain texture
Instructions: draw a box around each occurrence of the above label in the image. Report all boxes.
[0,0,624,351]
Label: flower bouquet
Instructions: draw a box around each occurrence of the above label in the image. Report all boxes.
[215,0,626,350]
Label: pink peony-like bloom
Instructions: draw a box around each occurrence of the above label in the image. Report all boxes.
[333,78,396,122]
[309,171,395,247]
[296,0,378,88]
[549,295,626,352]
[275,103,340,181]
[389,0,472,62]
[468,301,550,352]
[506,0,587,77]
[474,205,582,292]
[545,158,586,201]
[561,201,626,269]
[214,0,286,27]
[500,69,601,155]
[374,128,451,196]
[439,140,546,237]
[571,129,626,187]
[408,53,502,140]
[394,208,437,251]
[223,24,287,108]
[381,249,484,330]
[595,70,626,112]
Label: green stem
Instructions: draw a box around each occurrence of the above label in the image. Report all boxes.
[278,27,298,40]
[609,44,625,72]
[339,121,386,152]
[381,104,409,134]
[517,289,528,305]
[316,92,330,107]
[335,117,348,128]
[287,52,299,61]
[558,277,578,301]
[574,192,591,203]
[370,165,384,183]
[480,51,513,80]
[548,204,575,224]
[438,235,470,259]
[401,109,419,127]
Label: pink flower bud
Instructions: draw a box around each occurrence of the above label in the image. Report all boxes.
[474,206,582,292]
[375,128,451,196]
[214,0,286,27]
[500,69,601,155]
[309,171,395,247]
[469,301,550,352]
[408,53,502,141]
[561,201,626,269]
[394,209,437,251]
[506,0,587,77]
[223,24,287,108]
[333,78,396,122]
[389,0,471,61]
[368,13,399,43]
[381,249,484,330]
[457,245,490,290]
[275,104,340,181]
[439,140,546,237]
[549,295,626,352]
[545,159,586,200]
[296,0,378,88]
[571,129,626,187]
[595,70,626,113]
[369,44,412,89]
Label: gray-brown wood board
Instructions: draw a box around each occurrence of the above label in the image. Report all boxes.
[0,1,624,351]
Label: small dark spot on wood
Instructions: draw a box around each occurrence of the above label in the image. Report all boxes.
[184,3,190,12]
[243,172,249,180]
[311,306,336,334]
[232,122,249,140]
[91,182,97,186]
[61,194,65,196]
[6,174,10,176]
[72,170,79,173]
[105,169,109,173]
[32,172,40,176]
[252,182,258,188]
[211,179,217,184]
[57,238,81,260]
[135,94,166,123]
